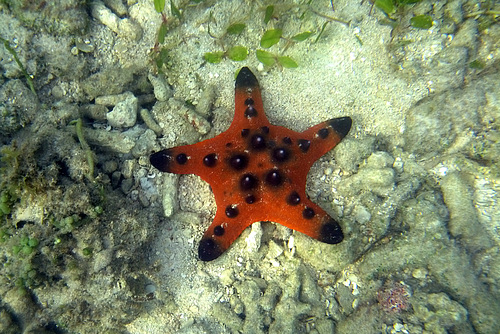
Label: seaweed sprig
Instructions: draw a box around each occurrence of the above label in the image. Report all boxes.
[69,119,95,182]
[150,0,184,73]
[203,1,346,68]
[0,36,36,96]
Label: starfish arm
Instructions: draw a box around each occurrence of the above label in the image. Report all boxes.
[198,195,343,261]
[198,209,257,261]
[149,136,228,179]
[150,145,195,174]
[273,198,344,244]
[296,116,352,166]
[229,67,271,131]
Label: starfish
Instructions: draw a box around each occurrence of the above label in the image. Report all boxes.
[150,67,352,261]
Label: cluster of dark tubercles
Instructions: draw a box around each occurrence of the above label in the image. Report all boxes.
[152,113,347,252]
[154,99,345,237]
[216,96,321,225]
[244,98,257,118]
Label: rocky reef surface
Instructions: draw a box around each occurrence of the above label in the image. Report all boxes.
[0,0,499,333]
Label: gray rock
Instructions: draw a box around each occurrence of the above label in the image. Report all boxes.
[444,0,466,24]
[131,129,158,158]
[441,172,493,253]
[81,67,135,100]
[365,151,394,169]
[413,292,469,333]
[430,46,468,91]
[102,160,118,174]
[96,91,135,106]
[111,171,121,188]
[195,84,215,117]
[91,1,142,41]
[343,152,396,197]
[148,73,172,102]
[0,309,20,334]
[151,98,207,146]
[161,173,178,217]
[356,194,500,334]
[404,79,484,157]
[121,159,136,179]
[80,104,108,121]
[209,302,243,332]
[121,178,134,194]
[5,0,88,35]
[93,249,113,273]
[82,127,135,153]
[140,108,163,136]
[260,283,282,311]
[104,0,128,16]
[237,279,266,333]
[245,222,263,254]
[334,136,376,173]
[118,18,142,41]
[0,79,38,137]
[106,92,138,128]
[269,296,311,333]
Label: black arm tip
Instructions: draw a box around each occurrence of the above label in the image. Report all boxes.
[235,67,258,90]
[150,149,173,172]
[198,238,224,261]
[329,117,352,139]
[319,219,344,244]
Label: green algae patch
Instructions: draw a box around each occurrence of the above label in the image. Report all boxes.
[374,0,395,16]
[227,46,249,61]
[226,23,246,35]
[204,51,224,64]
[410,15,433,29]
[260,29,282,48]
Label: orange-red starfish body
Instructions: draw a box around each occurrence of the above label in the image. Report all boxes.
[150,67,351,261]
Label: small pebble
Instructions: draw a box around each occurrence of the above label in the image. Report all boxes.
[144,283,156,294]
[139,192,150,207]
[104,0,128,16]
[80,104,108,121]
[393,157,404,173]
[75,40,95,53]
[122,159,136,179]
[121,178,134,194]
[412,268,428,280]
[111,171,122,188]
[91,1,119,32]
[51,85,65,98]
[366,151,394,169]
[103,160,118,173]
